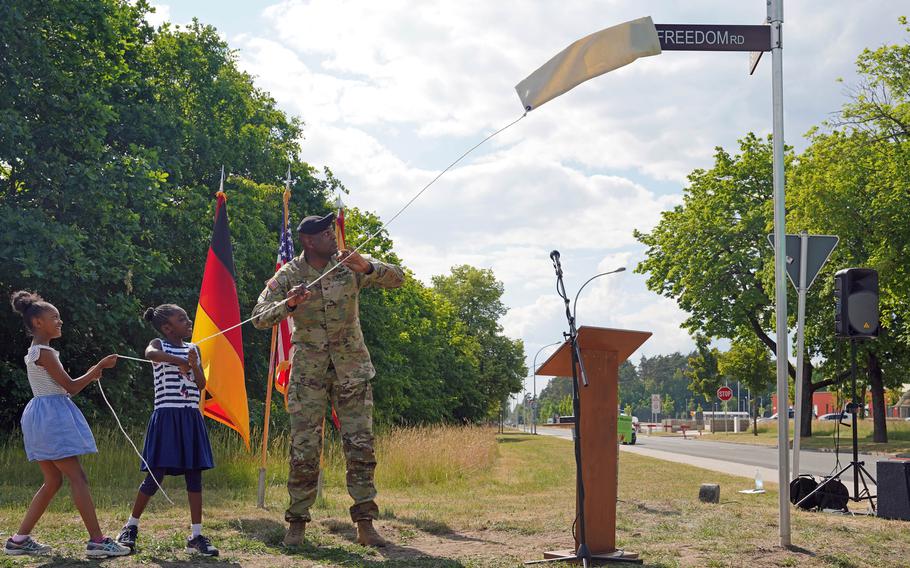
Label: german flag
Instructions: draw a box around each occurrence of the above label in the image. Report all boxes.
[192,188,249,447]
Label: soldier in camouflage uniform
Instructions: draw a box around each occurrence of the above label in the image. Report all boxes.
[251,212,404,548]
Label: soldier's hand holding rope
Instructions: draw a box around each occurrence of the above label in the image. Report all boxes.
[338,249,374,274]
[286,284,312,308]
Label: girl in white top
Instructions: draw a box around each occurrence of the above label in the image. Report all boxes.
[4,291,130,558]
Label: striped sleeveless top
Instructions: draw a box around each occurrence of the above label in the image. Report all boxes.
[24,344,68,397]
[152,340,201,409]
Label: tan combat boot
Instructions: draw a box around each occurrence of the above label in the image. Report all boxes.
[283,521,306,546]
[355,520,388,547]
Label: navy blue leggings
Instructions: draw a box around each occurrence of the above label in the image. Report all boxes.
[139,468,202,496]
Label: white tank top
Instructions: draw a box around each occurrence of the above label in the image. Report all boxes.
[24,345,68,397]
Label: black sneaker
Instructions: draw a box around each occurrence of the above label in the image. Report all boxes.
[116,524,138,551]
[186,534,219,557]
[4,536,51,556]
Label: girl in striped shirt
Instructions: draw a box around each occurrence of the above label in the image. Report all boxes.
[116,304,218,557]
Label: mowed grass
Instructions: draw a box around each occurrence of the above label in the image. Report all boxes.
[705,418,910,454]
[0,426,906,567]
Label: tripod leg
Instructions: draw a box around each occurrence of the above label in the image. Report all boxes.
[857,463,877,486]
[795,466,851,509]
[855,463,877,511]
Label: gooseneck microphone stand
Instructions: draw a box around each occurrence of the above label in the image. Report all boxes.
[553,250,593,566]
[527,255,634,566]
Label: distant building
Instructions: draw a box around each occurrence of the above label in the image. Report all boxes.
[772,389,907,418]
[896,384,910,419]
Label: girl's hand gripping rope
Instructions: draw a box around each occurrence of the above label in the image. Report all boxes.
[92,354,118,380]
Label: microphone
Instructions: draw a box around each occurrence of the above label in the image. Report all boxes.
[550,250,562,276]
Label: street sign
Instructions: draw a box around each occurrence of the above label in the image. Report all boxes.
[655,24,771,52]
[651,394,661,413]
[767,234,839,290]
[717,386,734,401]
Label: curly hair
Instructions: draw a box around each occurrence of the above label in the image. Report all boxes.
[10,290,54,336]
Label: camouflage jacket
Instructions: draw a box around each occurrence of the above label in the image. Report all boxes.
[251,254,405,380]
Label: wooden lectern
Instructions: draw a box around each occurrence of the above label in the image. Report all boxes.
[535,326,651,563]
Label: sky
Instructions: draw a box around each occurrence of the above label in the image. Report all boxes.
[149,1,907,396]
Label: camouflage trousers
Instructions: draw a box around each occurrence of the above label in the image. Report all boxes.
[285,350,378,523]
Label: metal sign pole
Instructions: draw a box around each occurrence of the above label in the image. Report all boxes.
[769,0,791,548]
[793,231,809,481]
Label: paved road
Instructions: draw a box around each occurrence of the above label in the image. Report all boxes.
[535,426,884,496]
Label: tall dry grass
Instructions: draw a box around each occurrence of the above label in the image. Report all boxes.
[0,422,499,507]
[308,423,498,489]
[375,424,498,487]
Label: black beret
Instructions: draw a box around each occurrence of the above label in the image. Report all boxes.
[297,212,335,234]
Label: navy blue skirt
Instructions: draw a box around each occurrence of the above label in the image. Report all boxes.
[141,407,214,474]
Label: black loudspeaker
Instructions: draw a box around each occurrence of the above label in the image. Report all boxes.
[877,460,910,521]
[834,268,879,338]
[790,475,819,509]
[816,477,849,511]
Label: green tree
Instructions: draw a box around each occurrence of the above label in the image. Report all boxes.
[617,360,645,417]
[638,353,690,418]
[718,337,774,434]
[661,394,675,418]
[788,129,910,441]
[684,336,723,406]
[341,209,494,424]
[537,377,575,422]
[432,265,506,336]
[633,135,846,437]
[558,395,573,417]
[787,20,910,441]
[432,266,526,418]
[538,376,571,405]
[0,0,535,434]
[0,0,330,428]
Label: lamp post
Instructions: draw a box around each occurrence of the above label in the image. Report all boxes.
[567,266,626,424]
[532,341,562,434]
[572,267,626,322]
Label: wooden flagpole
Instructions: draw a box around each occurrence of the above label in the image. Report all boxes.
[257,327,278,508]
[257,168,294,508]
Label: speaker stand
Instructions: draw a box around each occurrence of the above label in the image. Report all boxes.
[796,340,876,511]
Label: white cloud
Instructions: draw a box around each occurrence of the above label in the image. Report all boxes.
[222,0,904,375]
[145,2,171,28]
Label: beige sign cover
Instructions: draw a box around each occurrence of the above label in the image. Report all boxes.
[515,16,661,111]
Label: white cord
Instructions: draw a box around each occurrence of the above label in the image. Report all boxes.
[96,380,174,504]
[303,112,527,291]
[115,354,154,364]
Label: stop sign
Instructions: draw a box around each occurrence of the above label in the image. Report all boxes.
[717,386,733,401]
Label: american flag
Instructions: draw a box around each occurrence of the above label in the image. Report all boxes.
[273,211,295,405]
